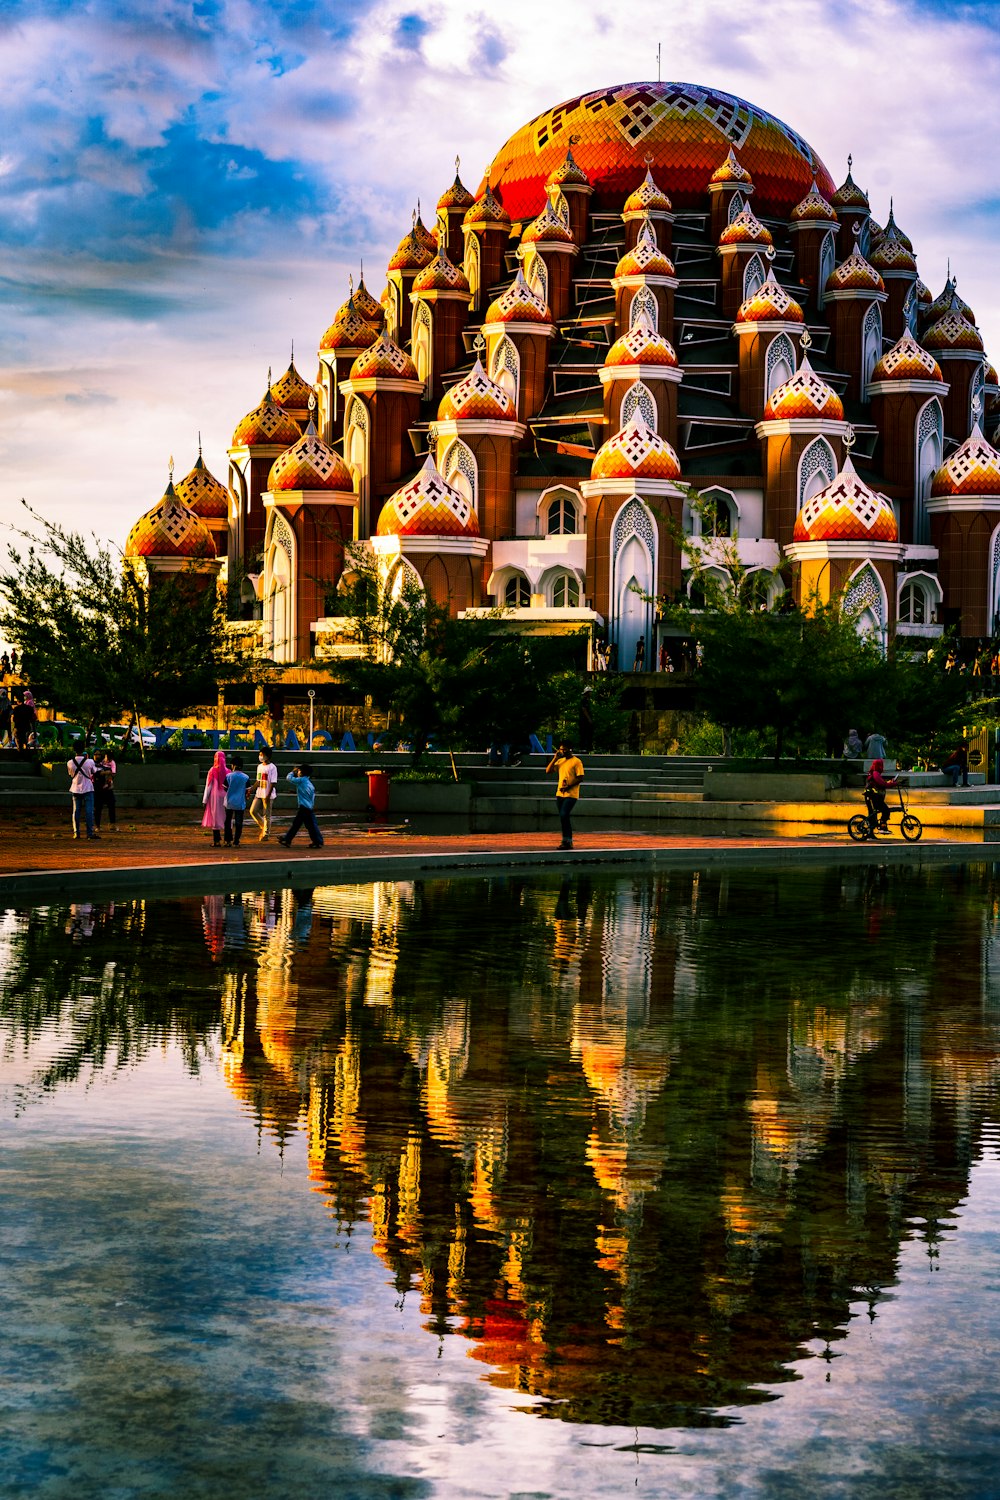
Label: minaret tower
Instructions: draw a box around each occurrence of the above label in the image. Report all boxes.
[410,246,472,402]
[544,141,592,246]
[823,240,887,402]
[717,208,774,323]
[436,159,475,264]
[788,181,838,309]
[733,269,806,421]
[481,270,556,424]
[707,149,753,242]
[755,330,849,544]
[622,159,674,253]
[611,218,678,340]
[520,202,577,322]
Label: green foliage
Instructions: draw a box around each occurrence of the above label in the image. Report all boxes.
[672,715,769,758]
[547,670,627,751]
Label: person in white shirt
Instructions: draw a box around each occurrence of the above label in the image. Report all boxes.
[66,740,99,840]
[248,747,279,841]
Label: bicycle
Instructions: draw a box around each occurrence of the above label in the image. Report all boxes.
[847,779,923,842]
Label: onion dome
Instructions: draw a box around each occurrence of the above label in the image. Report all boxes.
[267,417,354,493]
[870,234,917,275]
[790,179,837,223]
[615,217,676,275]
[232,387,302,447]
[736,270,804,324]
[591,409,681,481]
[319,294,381,352]
[604,309,678,369]
[437,164,475,211]
[923,311,984,354]
[623,168,672,215]
[763,356,844,421]
[830,160,869,210]
[349,331,418,381]
[718,208,774,247]
[915,278,933,306]
[484,268,550,324]
[413,210,437,252]
[986,361,999,391]
[793,456,897,542]
[521,200,574,245]
[269,360,315,410]
[883,204,912,251]
[867,219,884,247]
[871,329,943,383]
[546,143,590,189]
[352,275,384,324]
[926,278,975,327]
[388,228,433,272]
[931,422,1000,498]
[825,247,884,293]
[175,452,230,519]
[437,359,516,422]
[377,453,480,537]
[126,482,218,559]
[709,148,752,186]
[412,248,470,294]
[463,183,511,229]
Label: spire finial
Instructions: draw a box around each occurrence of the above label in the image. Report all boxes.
[417,197,422,221]
[843,424,856,455]
[847,152,853,174]
[308,391,316,414]
[168,453,174,483]
[290,338,294,364]
[643,150,654,169]
[973,392,983,421]
[411,208,416,229]
[267,365,272,389]
[473,330,486,356]
[349,272,354,297]
[800,328,812,354]
[455,153,460,177]
[360,257,365,284]
[197,431,202,459]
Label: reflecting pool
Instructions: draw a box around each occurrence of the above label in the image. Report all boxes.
[2,865,1000,1498]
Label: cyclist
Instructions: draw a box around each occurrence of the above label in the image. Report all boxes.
[865,757,897,834]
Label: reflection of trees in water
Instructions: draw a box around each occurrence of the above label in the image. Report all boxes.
[3,866,1000,1426]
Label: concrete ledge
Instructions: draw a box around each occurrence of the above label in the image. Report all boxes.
[704,770,837,801]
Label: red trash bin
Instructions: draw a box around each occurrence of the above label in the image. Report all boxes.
[367,769,390,814]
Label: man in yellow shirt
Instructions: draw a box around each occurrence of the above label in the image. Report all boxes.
[546,740,585,850]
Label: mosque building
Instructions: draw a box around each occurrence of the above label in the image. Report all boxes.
[123,81,1000,668]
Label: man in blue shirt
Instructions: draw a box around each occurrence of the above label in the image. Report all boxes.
[223,756,250,847]
[278,764,324,848]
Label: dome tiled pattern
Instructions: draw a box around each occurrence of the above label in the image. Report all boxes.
[175,454,230,519]
[826,248,884,293]
[232,390,302,447]
[709,147,752,185]
[790,180,837,222]
[986,362,999,390]
[763,358,844,421]
[413,214,437,252]
[270,361,315,410]
[931,424,1000,498]
[623,168,673,214]
[521,202,575,244]
[319,298,381,352]
[463,184,511,228]
[591,411,681,480]
[915,279,933,305]
[604,311,678,368]
[926,280,975,327]
[882,207,913,251]
[377,455,481,537]
[871,330,943,383]
[484,82,834,219]
[352,278,384,323]
[437,360,516,422]
[268,425,355,492]
[923,312,984,354]
[388,230,433,272]
[546,144,590,187]
[437,171,475,210]
[830,167,869,210]
[870,235,917,274]
[412,251,470,294]
[126,485,218,559]
[793,459,898,542]
[350,332,419,381]
[615,218,676,275]
[485,270,551,323]
[737,272,804,324]
[718,208,773,246]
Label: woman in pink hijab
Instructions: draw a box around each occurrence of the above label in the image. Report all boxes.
[202,750,228,847]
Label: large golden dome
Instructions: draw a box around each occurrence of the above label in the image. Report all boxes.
[484,81,834,220]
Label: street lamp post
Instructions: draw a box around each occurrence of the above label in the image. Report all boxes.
[308,689,315,750]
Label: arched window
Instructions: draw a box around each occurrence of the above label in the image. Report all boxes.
[545,489,578,535]
[551,189,569,226]
[843,563,887,648]
[862,302,883,392]
[818,231,836,310]
[743,253,766,302]
[728,190,745,224]
[491,336,520,404]
[989,524,1000,635]
[971,362,986,430]
[504,573,530,607]
[903,282,918,335]
[700,486,738,537]
[345,397,368,534]
[899,579,927,624]
[797,436,837,509]
[630,285,658,330]
[551,572,581,608]
[621,380,657,430]
[524,248,548,305]
[465,234,480,311]
[442,439,478,510]
[264,512,296,663]
[412,299,432,395]
[611,498,657,660]
[915,399,943,546]
[765,333,795,399]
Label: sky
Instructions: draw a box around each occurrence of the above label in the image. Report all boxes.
[1,0,998,550]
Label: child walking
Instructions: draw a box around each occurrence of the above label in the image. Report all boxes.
[278,764,324,848]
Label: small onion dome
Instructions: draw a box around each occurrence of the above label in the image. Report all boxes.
[437,358,516,422]
[175,453,230,519]
[267,419,353,493]
[604,309,678,369]
[871,329,943,383]
[915,278,933,305]
[269,360,315,410]
[763,356,844,422]
[591,409,681,482]
[615,218,676,275]
[377,453,480,537]
[412,249,470,294]
[737,270,804,324]
[349,331,418,381]
[437,168,475,211]
[388,228,433,272]
[232,388,302,447]
[319,294,381,352]
[463,183,511,228]
[623,168,672,215]
[926,278,975,328]
[870,235,917,275]
[126,482,218,559]
[931,423,1000,498]
[718,208,773,246]
[709,148,752,186]
[986,361,999,390]
[883,204,913,251]
[793,457,897,543]
[923,311,984,354]
[830,163,869,210]
[353,276,383,323]
[521,200,574,245]
[825,247,884,294]
[868,219,885,247]
[485,269,550,324]
[546,143,590,189]
[790,180,837,223]
[413,213,437,252]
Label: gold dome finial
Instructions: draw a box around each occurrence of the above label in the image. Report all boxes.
[168,454,174,482]
[843,424,856,455]
[800,329,812,353]
[473,330,486,356]
[455,153,460,176]
[197,431,202,459]
[847,152,853,173]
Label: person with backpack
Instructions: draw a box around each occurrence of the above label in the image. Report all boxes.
[93,749,118,832]
[278,764,324,848]
[67,740,99,840]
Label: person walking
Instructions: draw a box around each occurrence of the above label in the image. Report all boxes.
[201,750,228,848]
[11,692,36,751]
[223,756,250,847]
[67,740,99,840]
[942,740,970,788]
[546,740,585,850]
[632,635,645,672]
[278,763,324,848]
[248,747,278,840]
[0,687,11,748]
[93,749,118,831]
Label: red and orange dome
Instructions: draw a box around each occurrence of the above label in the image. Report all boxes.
[483,82,833,219]
[485,269,550,324]
[349,332,419,382]
[412,250,470,294]
[793,457,897,543]
[413,211,437,252]
[319,295,380,353]
[615,218,676,275]
[437,167,475,211]
[267,423,354,493]
[546,143,591,189]
[377,454,480,537]
[269,360,315,411]
[709,147,753,186]
[604,311,678,369]
[437,360,516,422]
[931,423,1000,498]
[353,275,384,324]
[825,248,884,294]
[126,482,218,559]
[870,235,917,275]
[924,312,984,354]
[830,163,869,211]
[623,167,673,215]
[790,179,837,223]
[521,201,575,245]
[871,329,943,383]
[388,228,434,272]
[591,410,681,481]
[736,271,804,324]
[232,388,302,448]
[174,453,230,519]
[718,208,773,247]
[463,183,511,229]
[763,357,844,422]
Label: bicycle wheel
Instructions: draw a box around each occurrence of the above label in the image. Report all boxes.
[901,814,923,842]
[848,814,872,842]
